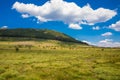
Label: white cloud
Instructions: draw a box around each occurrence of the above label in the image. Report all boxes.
[21,14,30,18]
[82,40,92,45]
[109,20,120,31]
[69,23,82,30]
[12,0,117,29]
[96,39,120,47]
[82,39,120,47]
[92,26,100,30]
[101,32,112,37]
[0,26,8,29]
[99,39,113,43]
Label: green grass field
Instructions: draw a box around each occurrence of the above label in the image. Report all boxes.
[0,41,120,80]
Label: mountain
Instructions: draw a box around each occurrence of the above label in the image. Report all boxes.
[0,28,88,45]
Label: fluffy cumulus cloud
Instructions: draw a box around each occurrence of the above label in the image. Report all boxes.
[92,26,100,30]
[12,0,117,29]
[109,20,120,31]
[21,14,30,18]
[0,26,8,29]
[101,32,112,37]
[69,23,82,30]
[96,39,120,47]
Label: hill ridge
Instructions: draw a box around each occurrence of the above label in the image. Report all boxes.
[0,28,88,45]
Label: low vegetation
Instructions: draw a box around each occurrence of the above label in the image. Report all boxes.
[0,40,120,80]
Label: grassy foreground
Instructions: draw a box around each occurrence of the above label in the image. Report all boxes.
[0,41,120,80]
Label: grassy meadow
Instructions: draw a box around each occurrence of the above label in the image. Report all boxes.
[0,40,120,80]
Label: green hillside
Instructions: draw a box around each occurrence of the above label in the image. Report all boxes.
[0,28,87,45]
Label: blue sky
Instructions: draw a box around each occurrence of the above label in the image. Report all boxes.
[0,0,120,47]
